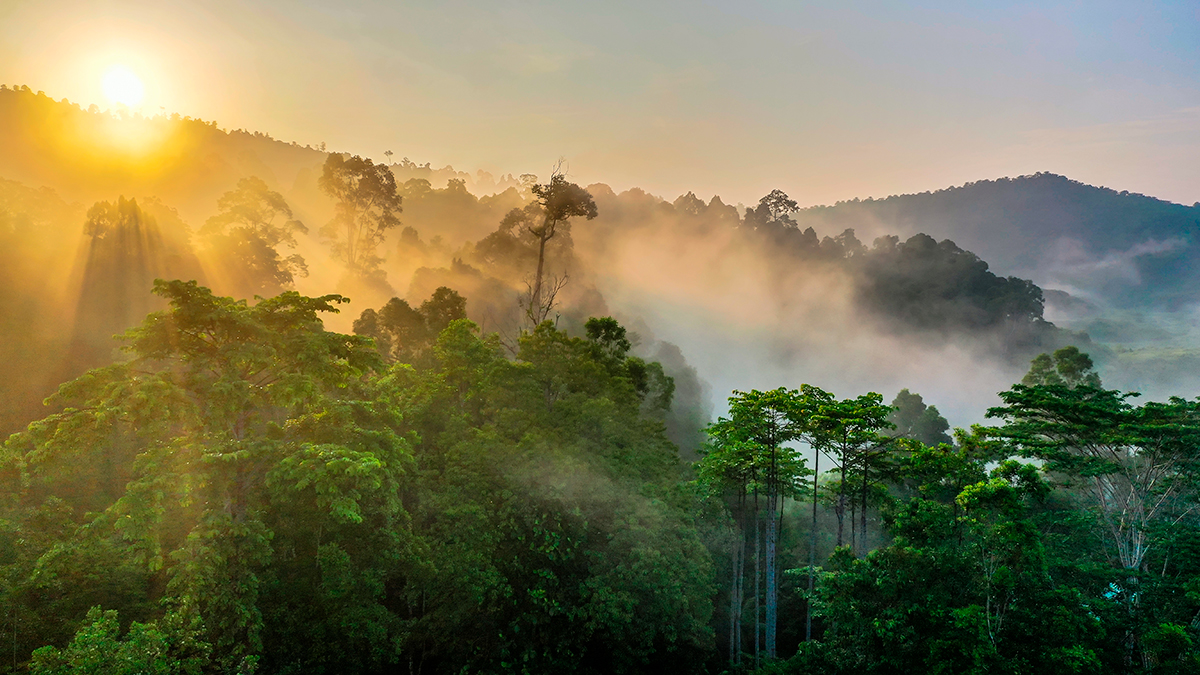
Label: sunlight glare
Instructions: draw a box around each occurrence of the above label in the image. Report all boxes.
[102,65,145,107]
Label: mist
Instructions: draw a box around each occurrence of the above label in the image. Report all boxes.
[5,9,1200,672]
[2,84,1164,439]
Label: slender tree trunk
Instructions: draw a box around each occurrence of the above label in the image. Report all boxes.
[531,224,552,321]
[736,530,743,665]
[807,449,819,642]
[729,516,738,665]
[766,488,778,660]
[836,445,847,547]
[754,488,761,668]
[736,515,744,665]
[860,460,870,557]
[736,491,745,665]
[850,492,857,553]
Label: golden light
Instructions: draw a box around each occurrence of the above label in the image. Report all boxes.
[102,65,145,107]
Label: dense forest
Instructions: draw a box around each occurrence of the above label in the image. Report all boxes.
[3,85,1200,673]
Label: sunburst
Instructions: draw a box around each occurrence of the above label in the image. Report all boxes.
[102,65,144,107]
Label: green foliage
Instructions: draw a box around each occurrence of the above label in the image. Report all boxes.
[856,233,1048,335]
[28,606,210,675]
[888,389,952,446]
[352,286,467,365]
[1022,346,1103,388]
[4,283,713,674]
[802,455,1105,675]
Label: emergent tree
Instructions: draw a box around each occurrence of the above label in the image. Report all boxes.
[318,154,403,278]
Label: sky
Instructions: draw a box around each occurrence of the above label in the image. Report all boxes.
[1,0,1198,207]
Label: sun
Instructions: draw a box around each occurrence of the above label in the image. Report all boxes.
[102,65,145,107]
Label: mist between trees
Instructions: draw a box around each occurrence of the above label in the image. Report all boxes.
[4,87,1200,673]
[4,271,1200,673]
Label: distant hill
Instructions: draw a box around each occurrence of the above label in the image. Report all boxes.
[792,174,1200,310]
[0,85,522,227]
[783,176,1200,403]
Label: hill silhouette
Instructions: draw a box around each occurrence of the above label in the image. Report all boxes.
[0,85,524,227]
[792,174,1200,310]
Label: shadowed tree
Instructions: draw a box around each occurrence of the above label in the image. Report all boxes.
[807,392,894,551]
[352,286,467,364]
[318,154,403,280]
[68,198,169,371]
[744,190,799,234]
[200,176,308,298]
[889,389,953,447]
[1022,345,1102,388]
[504,168,596,325]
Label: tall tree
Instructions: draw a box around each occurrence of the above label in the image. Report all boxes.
[68,197,174,371]
[6,280,400,672]
[796,384,836,643]
[200,176,308,297]
[519,169,596,324]
[318,154,403,278]
[989,385,1200,574]
[695,416,756,667]
[701,388,808,663]
[807,393,894,550]
[744,190,799,233]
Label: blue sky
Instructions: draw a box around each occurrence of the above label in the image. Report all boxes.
[2,0,1198,205]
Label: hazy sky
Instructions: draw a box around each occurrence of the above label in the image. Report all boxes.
[2,0,1198,206]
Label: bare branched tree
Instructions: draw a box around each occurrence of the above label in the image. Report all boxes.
[520,272,569,327]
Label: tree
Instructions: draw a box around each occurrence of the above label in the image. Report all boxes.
[28,607,209,675]
[6,280,403,672]
[352,286,467,364]
[695,423,756,667]
[516,169,597,325]
[68,197,173,371]
[200,176,308,297]
[988,385,1200,574]
[1022,346,1102,388]
[318,154,403,278]
[889,389,953,447]
[382,316,713,673]
[700,388,809,664]
[807,393,894,551]
[813,457,1102,674]
[743,190,799,234]
[795,384,836,643]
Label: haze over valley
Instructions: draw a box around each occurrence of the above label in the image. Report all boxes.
[3,3,1199,673]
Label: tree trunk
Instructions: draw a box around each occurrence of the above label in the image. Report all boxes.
[754,488,761,668]
[850,492,856,553]
[766,489,778,659]
[807,448,819,642]
[836,446,847,547]
[729,528,739,662]
[860,460,870,557]
[729,518,737,665]
[531,225,551,321]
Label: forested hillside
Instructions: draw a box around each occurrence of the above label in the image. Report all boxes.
[3,86,1200,674]
[5,283,1200,674]
[792,174,1200,310]
[0,86,1095,439]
